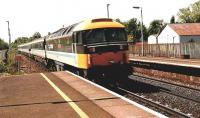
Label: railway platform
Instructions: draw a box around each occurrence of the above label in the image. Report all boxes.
[129,55,200,69]
[0,71,166,118]
[129,55,200,84]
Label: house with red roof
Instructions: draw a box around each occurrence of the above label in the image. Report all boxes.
[157,23,200,44]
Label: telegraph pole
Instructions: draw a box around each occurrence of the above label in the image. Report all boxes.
[6,21,11,47]
[6,21,11,51]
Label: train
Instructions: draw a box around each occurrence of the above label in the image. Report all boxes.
[18,18,131,84]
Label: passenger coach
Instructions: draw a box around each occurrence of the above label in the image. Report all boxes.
[19,18,131,83]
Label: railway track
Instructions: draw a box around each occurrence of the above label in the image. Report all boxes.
[89,77,193,117]
[130,74,200,104]
[133,74,200,91]
[127,74,200,117]
[160,88,200,104]
[117,87,192,118]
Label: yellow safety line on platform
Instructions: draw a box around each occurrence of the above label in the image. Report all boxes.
[40,73,89,118]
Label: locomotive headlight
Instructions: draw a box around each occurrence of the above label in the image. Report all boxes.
[89,47,96,52]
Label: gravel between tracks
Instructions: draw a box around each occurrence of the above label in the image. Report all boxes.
[129,75,200,118]
[19,55,49,73]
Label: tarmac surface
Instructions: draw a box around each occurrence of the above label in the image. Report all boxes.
[0,73,112,118]
[0,71,165,118]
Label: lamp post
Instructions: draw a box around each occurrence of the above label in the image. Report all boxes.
[107,4,110,18]
[133,6,144,56]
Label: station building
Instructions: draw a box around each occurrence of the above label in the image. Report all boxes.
[157,23,200,44]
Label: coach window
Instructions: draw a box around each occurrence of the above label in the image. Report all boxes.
[69,37,72,45]
[72,32,77,43]
[40,42,44,50]
[77,32,82,44]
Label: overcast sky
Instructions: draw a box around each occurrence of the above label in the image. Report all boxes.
[0,0,198,43]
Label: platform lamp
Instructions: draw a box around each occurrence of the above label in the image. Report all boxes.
[133,6,144,56]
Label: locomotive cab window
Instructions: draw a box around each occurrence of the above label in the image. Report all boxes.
[83,28,126,44]
[105,28,126,42]
[84,29,105,44]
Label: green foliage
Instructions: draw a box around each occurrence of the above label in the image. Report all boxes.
[116,18,148,42]
[0,38,8,50]
[5,49,17,74]
[0,59,6,72]
[135,22,148,42]
[14,37,30,44]
[178,7,193,23]
[13,37,30,48]
[126,18,138,35]
[148,20,165,35]
[13,32,42,48]
[115,18,123,24]
[177,0,200,23]
[192,1,200,22]
[170,16,175,24]
[115,18,128,30]
[126,18,148,42]
[31,32,41,40]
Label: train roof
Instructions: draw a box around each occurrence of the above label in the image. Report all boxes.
[18,38,44,47]
[47,23,78,40]
[46,18,124,39]
[73,18,125,31]
[18,18,125,47]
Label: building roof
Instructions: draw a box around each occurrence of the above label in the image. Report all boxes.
[169,23,200,36]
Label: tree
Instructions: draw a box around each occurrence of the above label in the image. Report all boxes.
[14,37,30,44]
[31,32,41,40]
[13,32,42,48]
[125,18,141,42]
[0,38,8,50]
[115,18,128,29]
[115,18,122,24]
[177,7,193,23]
[191,0,200,22]
[13,37,30,48]
[135,21,148,42]
[148,20,165,35]
[116,18,148,42]
[170,16,175,24]
[177,0,200,23]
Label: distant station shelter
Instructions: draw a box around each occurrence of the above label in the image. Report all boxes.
[157,23,200,44]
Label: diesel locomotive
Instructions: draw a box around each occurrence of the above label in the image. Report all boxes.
[18,18,131,83]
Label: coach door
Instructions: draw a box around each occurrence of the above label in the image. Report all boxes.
[72,43,77,53]
[72,33,77,53]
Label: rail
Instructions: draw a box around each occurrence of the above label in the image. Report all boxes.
[117,87,192,118]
